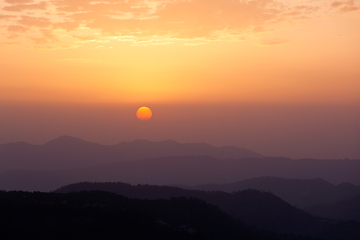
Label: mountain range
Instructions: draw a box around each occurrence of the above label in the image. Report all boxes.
[1,154,359,192]
[1,136,360,239]
[0,135,262,171]
[305,194,360,222]
[54,182,360,240]
[1,190,290,240]
[184,176,360,208]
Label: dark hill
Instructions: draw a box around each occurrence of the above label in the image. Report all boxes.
[189,176,360,208]
[0,190,290,240]
[54,182,360,240]
[306,194,360,221]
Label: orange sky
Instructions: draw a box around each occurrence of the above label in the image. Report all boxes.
[0,0,359,158]
[1,0,359,104]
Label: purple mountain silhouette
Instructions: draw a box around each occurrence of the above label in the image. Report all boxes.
[0,135,262,171]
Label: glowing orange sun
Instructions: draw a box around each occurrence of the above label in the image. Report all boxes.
[136,107,152,121]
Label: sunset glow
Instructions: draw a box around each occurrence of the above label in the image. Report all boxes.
[1,0,359,105]
[2,3,360,238]
[0,0,359,158]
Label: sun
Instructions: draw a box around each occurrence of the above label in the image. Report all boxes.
[136,107,152,121]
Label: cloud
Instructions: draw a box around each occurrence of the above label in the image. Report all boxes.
[331,0,360,12]
[2,2,48,12]
[4,0,34,3]
[150,0,280,38]
[17,16,51,27]
[7,25,28,32]
[0,14,16,20]
[331,1,345,8]
[71,35,99,41]
[259,38,289,45]
[0,0,351,46]
[294,5,319,13]
[5,25,29,39]
[55,58,102,63]
[48,0,306,39]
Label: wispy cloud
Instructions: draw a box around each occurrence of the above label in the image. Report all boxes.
[2,1,47,12]
[54,58,102,63]
[258,38,289,46]
[0,0,358,46]
[331,0,360,12]
[0,13,16,20]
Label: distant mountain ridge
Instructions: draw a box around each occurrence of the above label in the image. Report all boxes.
[186,176,360,208]
[0,136,262,171]
[1,155,360,192]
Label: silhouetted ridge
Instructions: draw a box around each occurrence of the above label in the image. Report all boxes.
[1,190,294,240]
[54,182,360,240]
[1,156,360,192]
[0,136,262,171]
[306,194,360,221]
[116,139,262,159]
[43,135,99,148]
[0,141,37,151]
[189,176,360,208]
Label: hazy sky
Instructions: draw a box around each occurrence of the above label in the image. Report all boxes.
[0,0,359,159]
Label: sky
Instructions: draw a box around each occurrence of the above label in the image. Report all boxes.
[0,0,359,159]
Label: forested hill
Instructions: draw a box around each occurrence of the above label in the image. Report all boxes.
[54,182,360,240]
[190,176,360,208]
[0,190,311,240]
